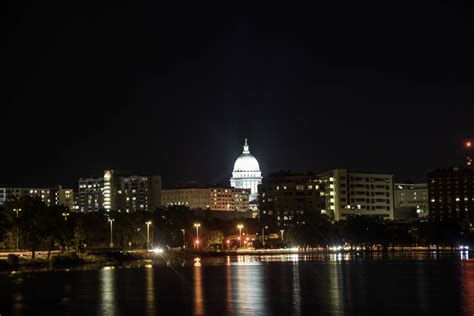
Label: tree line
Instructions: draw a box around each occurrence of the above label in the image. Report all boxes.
[0,196,472,256]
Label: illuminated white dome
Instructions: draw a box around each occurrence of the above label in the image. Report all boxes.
[233,149,260,172]
[230,139,262,203]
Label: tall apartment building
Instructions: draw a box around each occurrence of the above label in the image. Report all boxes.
[162,187,250,212]
[428,167,474,223]
[115,175,162,213]
[394,183,429,221]
[318,169,394,221]
[78,177,104,212]
[0,185,74,210]
[258,172,325,226]
[77,170,162,213]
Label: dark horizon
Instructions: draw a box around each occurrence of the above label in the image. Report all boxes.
[4,2,474,188]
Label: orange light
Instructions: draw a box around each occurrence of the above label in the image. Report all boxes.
[195,240,200,244]
[466,141,472,148]
[226,240,230,243]
[237,237,241,240]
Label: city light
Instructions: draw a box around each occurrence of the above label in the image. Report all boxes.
[237,224,244,248]
[152,247,163,254]
[194,223,201,250]
[108,218,114,248]
[146,221,152,250]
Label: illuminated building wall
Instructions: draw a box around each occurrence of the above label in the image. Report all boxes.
[0,185,74,209]
[394,183,429,221]
[78,170,161,212]
[319,169,395,221]
[78,177,104,212]
[162,187,250,212]
[258,171,325,226]
[115,175,162,213]
[428,166,474,222]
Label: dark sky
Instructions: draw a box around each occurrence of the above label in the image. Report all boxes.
[3,1,474,188]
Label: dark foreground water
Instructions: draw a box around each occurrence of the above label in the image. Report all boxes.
[1,252,473,315]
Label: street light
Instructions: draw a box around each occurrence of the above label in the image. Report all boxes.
[108,218,114,248]
[146,221,152,250]
[280,229,285,242]
[181,229,186,249]
[194,223,201,249]
[13,208,22,252]
[261,225,268,247]
[62,212,70,221]
[237,224,244,248]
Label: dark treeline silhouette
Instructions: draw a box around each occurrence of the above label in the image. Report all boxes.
[0,196,472,254]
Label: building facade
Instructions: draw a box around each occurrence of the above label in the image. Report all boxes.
[77,170,162,213]
[78,177,104,212]
[394,183,429,221]
[258,172,325,226]
[230,139,262,208]
[318,169,395,221]
[428,167,474,223]
[0,185,74,210]
[162,187,251,212]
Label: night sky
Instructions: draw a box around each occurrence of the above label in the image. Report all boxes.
[3,1,474,188]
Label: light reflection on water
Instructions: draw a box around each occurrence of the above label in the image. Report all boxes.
[1,252,474,315]
[99,266,116,316]
[145,263,156,316]
[462,260,474,312]
[193,264,204,315]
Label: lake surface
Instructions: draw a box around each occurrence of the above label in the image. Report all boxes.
[1,252,473,315]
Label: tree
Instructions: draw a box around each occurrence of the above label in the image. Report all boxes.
[204,230,224,250]
[5,196,62,259]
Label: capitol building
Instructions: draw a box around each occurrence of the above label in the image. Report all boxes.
[230,139,262,208]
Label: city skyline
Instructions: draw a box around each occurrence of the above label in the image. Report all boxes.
[0,134,472,188]
[4,2,474,315]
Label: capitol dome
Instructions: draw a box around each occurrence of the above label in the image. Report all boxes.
[233,143,261,173]
[230,139,262,204]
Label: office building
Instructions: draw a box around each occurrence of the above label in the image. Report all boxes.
[162,187,250,212]
[428,166,474,222]
[77,170,161,212]
[394,183,429,221]
[0,185,74,210]
[258,172,325,226]
[318,169,395,221]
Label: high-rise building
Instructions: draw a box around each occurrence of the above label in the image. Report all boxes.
[78,177,104,212]
[230,139,262,209]
[162,187,250,212]
[394,183,429,221]
[77,170,161,212]
[318,169,395,221]
[115,175,162,213]
[0,185,74,210]
[428,166,474,223]
[258,172,325,226]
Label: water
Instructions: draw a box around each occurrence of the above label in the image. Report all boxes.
[1,252,473,315]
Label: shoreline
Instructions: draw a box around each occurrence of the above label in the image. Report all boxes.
[1,248,471,274]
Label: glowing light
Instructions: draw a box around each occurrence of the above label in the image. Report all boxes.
[152,248,164,254]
